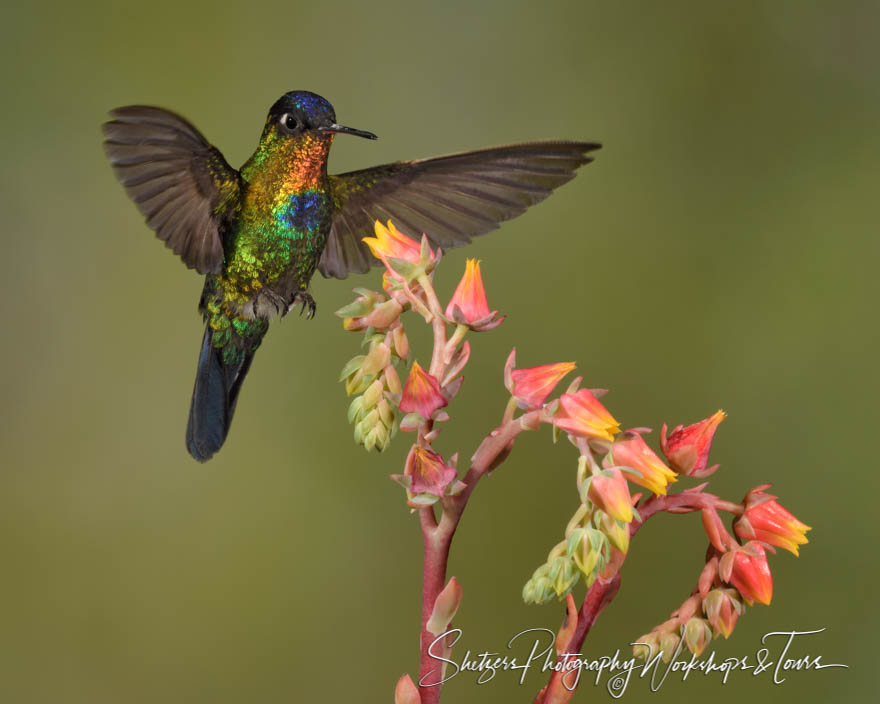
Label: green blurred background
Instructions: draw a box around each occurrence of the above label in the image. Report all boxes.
[1,1,875,701]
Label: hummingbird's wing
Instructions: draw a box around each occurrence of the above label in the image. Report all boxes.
[103,106,241,275]
[319,141,600,279]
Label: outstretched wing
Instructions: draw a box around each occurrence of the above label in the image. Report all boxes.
[102,106,241,275]
[318,141,600,279]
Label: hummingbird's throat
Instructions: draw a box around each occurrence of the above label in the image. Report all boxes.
[270,132,331,194]
[285,134,333,190]
[243,129,332,194]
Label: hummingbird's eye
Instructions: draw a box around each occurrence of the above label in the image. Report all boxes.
[281,114,300,132]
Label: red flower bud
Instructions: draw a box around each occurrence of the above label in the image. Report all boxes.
[726,542,773,606]
[660,410,726,477]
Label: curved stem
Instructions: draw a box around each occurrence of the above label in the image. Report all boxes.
[535,485,743,702]
[416,410,544,701]
[418,517,453,703]
[538,574,621,703]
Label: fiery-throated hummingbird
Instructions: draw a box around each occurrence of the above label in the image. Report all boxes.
[103,91,600,461]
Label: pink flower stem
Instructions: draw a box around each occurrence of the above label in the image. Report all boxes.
[417,411,542,702]
[536,485,743,702]
[537,574,621,704]
[417,274,450,380]
[636,491,743,524]
[418,505,451,703]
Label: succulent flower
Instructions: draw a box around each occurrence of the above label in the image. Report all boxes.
[735,485,811,556]
[553,389,620,442]
[604,430,677,496]
[724,542,773,606]
[660,410,726,477]
[399,361,448,421]
[444,259,504,330]
[401,445,458,502]
[504,349,576,409]
[363,220,434,280]
[587,467,634,524]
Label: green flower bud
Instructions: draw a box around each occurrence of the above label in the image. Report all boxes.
[683,617,712,657]
[633,632,660,661]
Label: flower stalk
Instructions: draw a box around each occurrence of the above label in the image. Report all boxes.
[334,221,810,703]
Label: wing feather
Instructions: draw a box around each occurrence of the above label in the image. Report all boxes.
[103,106,241,275]
[319,141,599,278]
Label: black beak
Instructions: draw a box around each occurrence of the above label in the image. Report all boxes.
[319,123,378,140]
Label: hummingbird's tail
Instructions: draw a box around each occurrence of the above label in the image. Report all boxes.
[186,319,267,462]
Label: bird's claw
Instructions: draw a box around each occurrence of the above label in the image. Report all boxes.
[288,292,316,320]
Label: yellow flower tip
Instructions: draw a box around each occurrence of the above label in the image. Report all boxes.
[362,236,380,255]
[648,480,669,497]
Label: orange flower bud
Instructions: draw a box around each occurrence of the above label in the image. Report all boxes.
[399,361,448,419]
[445,259,504,330]
[507,357,576,409]
[735,486,811,556]
[604,430,677,496]
[660,410,726,477]
[587,468,633,523]
[553,389,620,442]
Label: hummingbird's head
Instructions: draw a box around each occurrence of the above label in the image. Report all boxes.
[266,91,377,143]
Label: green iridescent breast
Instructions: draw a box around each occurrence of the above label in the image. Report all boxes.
[221,186,330,303]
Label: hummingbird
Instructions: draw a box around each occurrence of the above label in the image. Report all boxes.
[102,91,600,462]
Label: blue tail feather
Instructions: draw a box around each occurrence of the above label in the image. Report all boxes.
[186,325,257,462]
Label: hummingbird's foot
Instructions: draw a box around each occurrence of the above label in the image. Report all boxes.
[287,292,316,320]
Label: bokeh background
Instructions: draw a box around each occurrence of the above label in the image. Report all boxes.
[1,1,876,701]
